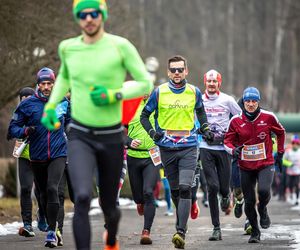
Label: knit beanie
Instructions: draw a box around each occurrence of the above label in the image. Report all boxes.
[243,87,260,102]
[73,0,108,21]
[36,67,56,85]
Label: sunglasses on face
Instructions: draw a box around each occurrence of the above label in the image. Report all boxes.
[207,79,218,83]
[169,67,185,73]
[77,10,101,20]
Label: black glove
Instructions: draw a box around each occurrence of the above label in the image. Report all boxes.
[24,126,35,136]
[233,145,243,158]
[275,152,284,173]
[201,129,214,143]
[149,129,163,142]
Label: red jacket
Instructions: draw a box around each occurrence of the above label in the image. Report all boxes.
[224,109,285,171]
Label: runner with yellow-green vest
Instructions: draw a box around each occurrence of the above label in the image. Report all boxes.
[140,55,213,249]
[126,97,160,245]
[40,1,152,249]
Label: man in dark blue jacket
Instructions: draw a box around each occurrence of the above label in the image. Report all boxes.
[8,67,70,248]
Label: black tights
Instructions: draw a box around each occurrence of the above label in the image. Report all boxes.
[240,165,274,231]
[31,157,66,231]
[68,129,124,249]
[127,156,159,231]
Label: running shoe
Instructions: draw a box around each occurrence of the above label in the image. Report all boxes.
[244,219,252,235]
[190,201,199,219]
[56,229,63,246]
[202,199,209,207]
[37,209,48,232]
[234,198,244,218]
[140,229,152,245]
[220,195,230,212]
[45,230,58,248]
[164,208,174,216]
[248,229,261,243]
[18,224,35,237]
[104,242,120,250]
[258,205,271,229]
[137,203,144,216]
[172,231,185,249]
[208,227,222,241]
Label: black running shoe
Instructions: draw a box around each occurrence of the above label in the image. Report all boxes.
[248,229,261,243]
[258,205,271,229]
[220,196,230,212]
[234,198,244,218]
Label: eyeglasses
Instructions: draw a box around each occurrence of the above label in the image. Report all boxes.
[77,10,101,20]
[207,80,218,83]
[169,67,185,73]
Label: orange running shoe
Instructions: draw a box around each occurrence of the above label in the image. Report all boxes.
[190,201,199,219]
[137,203,144,216]
[104,241,120,250]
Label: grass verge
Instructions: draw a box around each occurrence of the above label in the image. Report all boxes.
[0,198,74,224]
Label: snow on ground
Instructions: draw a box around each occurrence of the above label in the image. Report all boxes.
[1,197,300,249]
[0,198,166,236]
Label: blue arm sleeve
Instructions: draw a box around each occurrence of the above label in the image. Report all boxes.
[144,88,159,113]
[195,87,203,109]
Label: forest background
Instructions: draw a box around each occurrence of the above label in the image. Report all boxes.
[0,0,299,157]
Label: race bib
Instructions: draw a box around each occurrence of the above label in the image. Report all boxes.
[165,130,190,137]
[241,143,266,161]
[149,146,162,166]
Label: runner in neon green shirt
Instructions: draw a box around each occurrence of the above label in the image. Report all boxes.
[41,1,152,249]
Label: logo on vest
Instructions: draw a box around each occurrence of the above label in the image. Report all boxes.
[169,100,188,109]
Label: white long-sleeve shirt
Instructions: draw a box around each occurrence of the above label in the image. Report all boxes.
[199,91,241,151]
[285,148,300,176]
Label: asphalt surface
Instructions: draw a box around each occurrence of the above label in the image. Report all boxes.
[0,199,299,250]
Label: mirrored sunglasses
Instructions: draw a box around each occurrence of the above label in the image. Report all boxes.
[77,10,101,20]
[169,67,185,73]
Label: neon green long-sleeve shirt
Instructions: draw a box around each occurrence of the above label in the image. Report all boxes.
[48,33,153,127]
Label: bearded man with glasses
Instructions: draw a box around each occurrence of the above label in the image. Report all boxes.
[140,55,213,249]
[41,1,153,250]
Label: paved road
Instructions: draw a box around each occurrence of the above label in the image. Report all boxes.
[0,199,299,249]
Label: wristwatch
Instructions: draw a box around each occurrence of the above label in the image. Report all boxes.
[115,92,123,101]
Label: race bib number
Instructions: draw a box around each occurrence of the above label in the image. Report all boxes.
[149,146,162,166]
[241,143,266,161]
[166,130,190,137]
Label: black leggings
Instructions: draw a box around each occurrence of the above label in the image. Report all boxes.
[18,158,45,225]
[200,148,231,228]
[240,165,274,231]
[31,157,66,231]
[68,128,124,249]
[127,156,159,231]
[191,165,208,204]
[288,175,300,199]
